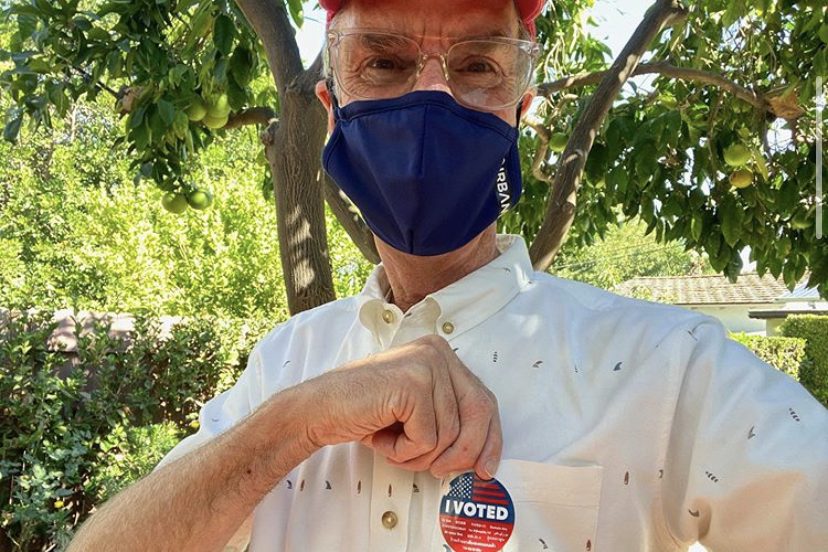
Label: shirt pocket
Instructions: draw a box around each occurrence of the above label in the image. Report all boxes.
[498,459,603,552]
[431,459,603,552]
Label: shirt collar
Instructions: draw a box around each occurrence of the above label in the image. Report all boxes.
[357,234,534,341]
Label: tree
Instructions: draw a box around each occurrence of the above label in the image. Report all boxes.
[2,0,826,315]
[551,217,714,291]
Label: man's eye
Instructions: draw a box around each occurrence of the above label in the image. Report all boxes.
[366,57,402,70]
[456,58,498,74]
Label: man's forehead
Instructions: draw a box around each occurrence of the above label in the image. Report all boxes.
[332,0,521,38]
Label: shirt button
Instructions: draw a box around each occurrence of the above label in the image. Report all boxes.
[381,310,395,324]
[381,510,398,529]
[441,321,455,335]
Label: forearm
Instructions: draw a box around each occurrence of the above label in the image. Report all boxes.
[68,384,318,552]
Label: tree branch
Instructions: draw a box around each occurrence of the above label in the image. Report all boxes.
[528,0,687,271]
[322,174,381,264]
[233,0,304,98]
[224,106,277,129]
[537,61,785,118]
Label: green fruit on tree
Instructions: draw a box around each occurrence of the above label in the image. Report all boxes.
[549,132,569,153]
[161,192,188,214]
[724,144,752,167]
[186,97,207,122]
[207,94,231,119]
[202,113,229,129]
[187,189,213,210]
[729,169,754,189]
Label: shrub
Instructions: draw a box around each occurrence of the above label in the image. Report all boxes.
[729,332,808,381]
[0,309,272,551]
[779,315,828,408]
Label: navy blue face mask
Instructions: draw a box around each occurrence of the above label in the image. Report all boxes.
[321,90,523,256]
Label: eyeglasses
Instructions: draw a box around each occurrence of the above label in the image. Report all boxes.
[325,30,540,111]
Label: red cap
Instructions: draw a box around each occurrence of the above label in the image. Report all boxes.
[319,0,545,38]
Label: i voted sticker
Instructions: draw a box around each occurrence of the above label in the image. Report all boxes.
[439,472,515,552]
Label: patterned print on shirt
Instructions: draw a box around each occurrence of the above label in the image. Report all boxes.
[388,484,392,497]
[789,408,801,422]
[532,360,543,368]
[748,426,756,439]
[357,480,361,494]
[688,509,700,517]
[624,471,630,485]
[658,469,664,479]
[539,538,549,549]
[492,351,499,363]
[413,483,420,493]
[286,479,292,489]
[325,480,332,490]
[613,361,623,371]
[705,471,719,483]
[586,539,592,551]
[300,479,305,491]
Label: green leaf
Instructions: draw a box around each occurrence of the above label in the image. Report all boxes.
[720,196,742,247]
[3,112,23,143]
[158,99,175,126]
[691,211,703,242]
[213,15,235,56]
[286,0,303,27]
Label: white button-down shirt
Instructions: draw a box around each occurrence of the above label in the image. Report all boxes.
[155,235,828,551]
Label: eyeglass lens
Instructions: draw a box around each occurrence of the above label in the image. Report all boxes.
[330,32,535,110]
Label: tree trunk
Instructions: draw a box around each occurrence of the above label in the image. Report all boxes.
[264,86,336,314]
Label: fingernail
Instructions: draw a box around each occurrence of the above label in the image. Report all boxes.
[484,459,498,479]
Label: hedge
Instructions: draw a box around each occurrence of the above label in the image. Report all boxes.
[0,309,272,551]
[779,315,828,408]
[729,332,808,381]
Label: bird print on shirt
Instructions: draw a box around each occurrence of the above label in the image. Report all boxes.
[532,360,544,368]
[624,471,630,485]
[325,480,332,490]
[613,361,623,371]
[789,408,801,422]
[748,426,756,439]
[539,538,549,549]
[586,539,592,551]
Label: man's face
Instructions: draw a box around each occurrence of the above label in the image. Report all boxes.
[315,0,534,130]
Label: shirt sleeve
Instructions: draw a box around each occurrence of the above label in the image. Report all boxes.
[151,344,264,473]
[661,318,828,550]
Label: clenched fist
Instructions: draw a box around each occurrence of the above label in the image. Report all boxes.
[301,335,502,480]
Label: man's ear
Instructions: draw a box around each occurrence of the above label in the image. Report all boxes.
[315,80,336,134]
[518,89,536,124]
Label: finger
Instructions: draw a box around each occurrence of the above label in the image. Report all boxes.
[386,364,461,471]
[372,395,438,463]
[473,406,502,480]
[428,389,493,478]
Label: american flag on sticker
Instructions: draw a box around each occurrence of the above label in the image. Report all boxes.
[447,474,510,506]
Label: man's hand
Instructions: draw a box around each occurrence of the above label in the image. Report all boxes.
[303,335,502,480]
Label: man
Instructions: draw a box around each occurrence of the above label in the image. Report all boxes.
[69,0,827,550]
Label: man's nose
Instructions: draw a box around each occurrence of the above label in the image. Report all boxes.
[413,55,452,95]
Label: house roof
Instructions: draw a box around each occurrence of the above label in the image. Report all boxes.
[613,272,791,305]
[776,281,822,302]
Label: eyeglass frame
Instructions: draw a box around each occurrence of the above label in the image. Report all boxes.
[323,28,542,112]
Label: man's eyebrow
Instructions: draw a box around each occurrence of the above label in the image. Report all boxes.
[455,27,518,40]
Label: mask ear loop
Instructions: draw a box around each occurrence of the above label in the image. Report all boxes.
[326,77,342,114]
